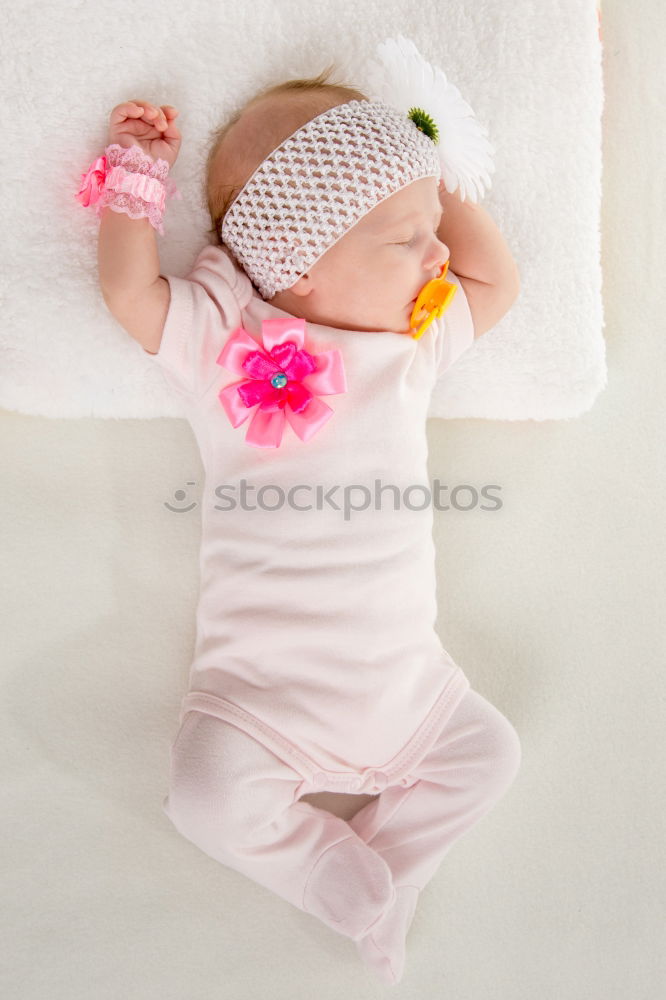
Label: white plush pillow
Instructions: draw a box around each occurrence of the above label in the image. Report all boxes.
[0,0,605,421]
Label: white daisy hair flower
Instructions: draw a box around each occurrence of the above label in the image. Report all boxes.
[358,35,495,203]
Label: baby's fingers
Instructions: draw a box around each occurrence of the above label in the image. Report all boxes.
[111,101,170,131]
[110,101,147,123]
[157,105,181,137]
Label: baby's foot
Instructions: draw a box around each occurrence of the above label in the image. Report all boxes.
[355,885,419,986]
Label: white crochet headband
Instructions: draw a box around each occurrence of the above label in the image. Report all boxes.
[221,100,440,299]
[220,36,495,300]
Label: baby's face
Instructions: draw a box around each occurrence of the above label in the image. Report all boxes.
[272,177,449,335]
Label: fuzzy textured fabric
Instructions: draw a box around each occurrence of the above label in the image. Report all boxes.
[0,0,604,420]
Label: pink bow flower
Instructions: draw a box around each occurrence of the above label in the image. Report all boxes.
[75,156,108,207]
[216,318,347,448]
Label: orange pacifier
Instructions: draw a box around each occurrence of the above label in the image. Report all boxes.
[409,260,457,340]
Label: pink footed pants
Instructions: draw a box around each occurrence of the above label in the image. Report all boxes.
[163,688,521,945]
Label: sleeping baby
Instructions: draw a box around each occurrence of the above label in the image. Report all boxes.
[83,41,522,986]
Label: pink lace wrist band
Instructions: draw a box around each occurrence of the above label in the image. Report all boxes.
[75,143,181,236]
[105,165,168,211]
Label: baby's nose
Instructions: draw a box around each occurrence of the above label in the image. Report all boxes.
[426,240,449,273]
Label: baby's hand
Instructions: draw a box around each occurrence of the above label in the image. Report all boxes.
[108,101,182,168]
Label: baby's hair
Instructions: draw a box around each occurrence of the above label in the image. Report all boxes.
[204,66,368,245]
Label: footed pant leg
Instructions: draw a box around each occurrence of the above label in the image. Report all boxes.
[163,711,395,942]
[347,689,521,984]
[348,688,522,890]
[349,689,521,889]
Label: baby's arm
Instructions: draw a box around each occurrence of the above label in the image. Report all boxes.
[98,101,181,355]
[437,182,520,338]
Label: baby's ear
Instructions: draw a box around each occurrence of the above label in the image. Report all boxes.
[289,274,312,298]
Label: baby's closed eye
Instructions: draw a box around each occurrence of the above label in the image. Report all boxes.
[392,227,440,248]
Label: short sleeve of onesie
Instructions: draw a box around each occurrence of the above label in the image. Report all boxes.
[150,244,254,400]
[433,269,476,377]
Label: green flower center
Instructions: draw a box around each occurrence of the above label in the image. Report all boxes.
[407,107,439,143]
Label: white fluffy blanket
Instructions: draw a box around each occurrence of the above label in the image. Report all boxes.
[0,0,605,421]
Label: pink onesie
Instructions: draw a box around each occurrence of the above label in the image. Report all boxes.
[149,244,477,797]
